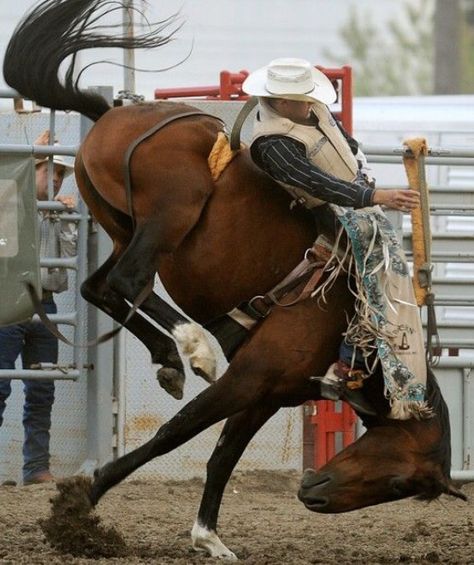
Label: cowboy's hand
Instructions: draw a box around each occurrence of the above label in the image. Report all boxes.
[373,189,420,212]
[55,194,76,209]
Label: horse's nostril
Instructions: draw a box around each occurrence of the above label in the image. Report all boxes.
[301,470,332,490]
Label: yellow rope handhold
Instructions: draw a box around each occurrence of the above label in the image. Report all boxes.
[402,137,430,306]
[208,131,241,182]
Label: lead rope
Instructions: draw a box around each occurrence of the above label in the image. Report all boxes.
[402,137,440,366]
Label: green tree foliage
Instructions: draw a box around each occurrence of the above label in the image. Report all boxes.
[461,0,474,92]
[323,0,434,96]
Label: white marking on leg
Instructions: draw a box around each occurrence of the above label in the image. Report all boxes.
[191,521,237,560]
[172,323,216,383]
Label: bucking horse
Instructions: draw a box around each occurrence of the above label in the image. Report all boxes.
[3,0,465,559]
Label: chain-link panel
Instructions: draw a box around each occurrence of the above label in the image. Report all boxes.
[0,111,86,483]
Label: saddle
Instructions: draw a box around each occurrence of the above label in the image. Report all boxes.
[229,233,340,331]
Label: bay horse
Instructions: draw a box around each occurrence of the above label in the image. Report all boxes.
[4,0,464,559]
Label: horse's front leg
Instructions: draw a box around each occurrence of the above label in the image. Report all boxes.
[89,361,271,505]
[191,402,278,559]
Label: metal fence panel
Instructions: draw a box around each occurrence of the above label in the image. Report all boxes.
[0,111,86,483]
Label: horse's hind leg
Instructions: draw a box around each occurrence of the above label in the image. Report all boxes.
[81,252,187,398]
[191,403,279,559]
[106,221,216,383]
[76,151,212,394]
[89,358,271,505]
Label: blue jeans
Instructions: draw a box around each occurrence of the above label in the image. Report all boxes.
[339,339,366,369]
[0,300,57,482]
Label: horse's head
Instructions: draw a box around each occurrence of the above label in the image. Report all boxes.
[299,372,466,513]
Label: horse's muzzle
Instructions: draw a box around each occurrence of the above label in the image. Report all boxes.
[297,469,333,512]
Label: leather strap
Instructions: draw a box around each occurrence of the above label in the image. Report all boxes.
[123,109,224,227]
[230,96,258,151]
[238,244,329,322]
[25,280,153,348]
[242,262,326,321]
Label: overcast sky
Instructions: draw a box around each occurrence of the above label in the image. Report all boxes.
[0,0,416,100]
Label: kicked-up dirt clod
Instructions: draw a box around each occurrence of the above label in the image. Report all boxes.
[39,475,128,558]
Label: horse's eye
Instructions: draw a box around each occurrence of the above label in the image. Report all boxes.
[389,476,411,496]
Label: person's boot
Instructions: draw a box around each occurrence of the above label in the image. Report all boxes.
[311,361,376,416]
[23,470,55,486]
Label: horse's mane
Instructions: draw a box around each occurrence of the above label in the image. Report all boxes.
[3,0,181,122]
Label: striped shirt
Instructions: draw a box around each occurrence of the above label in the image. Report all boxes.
[251,133,375,209]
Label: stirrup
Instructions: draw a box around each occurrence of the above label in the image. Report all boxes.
[310,362,377,416]
[319,378,344,401]
[310,362,346,401]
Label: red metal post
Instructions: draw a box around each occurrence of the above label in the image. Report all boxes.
[219,70,249,100]
[154,70,250,100]
[316,65,353,134]
[310,401,357,469]
[304,64,356,471]
[154,85,221,99]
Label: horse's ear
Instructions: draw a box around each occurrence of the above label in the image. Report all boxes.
[444,483,468,501]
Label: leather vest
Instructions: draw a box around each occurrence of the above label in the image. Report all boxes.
[251,98,359,209]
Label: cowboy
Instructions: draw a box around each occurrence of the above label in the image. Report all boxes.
[242,58,430,419]
[0,130,77,485]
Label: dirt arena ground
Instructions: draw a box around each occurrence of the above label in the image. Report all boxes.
[1,470,474,564]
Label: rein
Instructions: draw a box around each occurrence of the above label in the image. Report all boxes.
[229,96,258,151]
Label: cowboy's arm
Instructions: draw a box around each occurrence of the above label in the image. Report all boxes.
[253,136,375,208]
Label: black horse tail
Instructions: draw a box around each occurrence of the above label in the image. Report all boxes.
[3,0,180,122]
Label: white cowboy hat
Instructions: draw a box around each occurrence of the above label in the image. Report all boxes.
[242,58,337,104]
[34,153,75,177]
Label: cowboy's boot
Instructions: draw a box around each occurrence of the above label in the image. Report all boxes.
[312,361,376,416]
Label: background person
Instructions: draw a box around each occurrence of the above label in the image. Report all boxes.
[0,130,77,485]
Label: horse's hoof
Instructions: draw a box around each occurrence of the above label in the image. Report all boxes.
[172,323,217,384]
[191,522,237,560]
[191,359,217,384]
[156,367,185,399]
